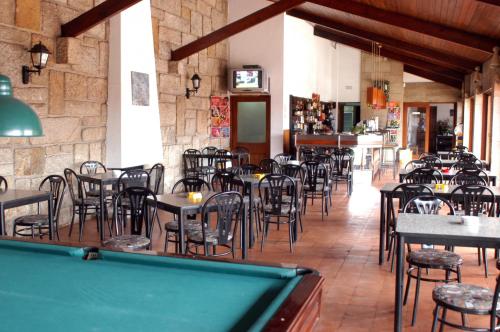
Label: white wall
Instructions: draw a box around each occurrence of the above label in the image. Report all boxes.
[431,103,454,124]
[107,0,163,167]
[228,0,284,156]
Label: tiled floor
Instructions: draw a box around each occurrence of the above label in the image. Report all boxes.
[57,171,499,331]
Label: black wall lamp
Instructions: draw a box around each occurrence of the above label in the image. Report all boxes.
[185,74,201,99]
[22,42,51,84]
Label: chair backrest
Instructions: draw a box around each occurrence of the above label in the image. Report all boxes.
[211,171,244,194]
[200,191,243,246]
[113,187,157,237]
[404,160,427,172]
[80,160,107,174]
[239,163,261,175]
[457,168,489,183]
[118,169,150,192]
[449,173,487,186]
[450,185,495,217]
[404,168,442,184]
[420,155,443,169]
[201,146,218,167]
[274,153,291,166]
[403,195,455,215]
[231,146,250,166]
[148,163,165,195]
[171,177,211,193]
[64,168,84,202]
[39,175,67,223]
[281,164,301,179]
[259,158,281,174]
[299,147,315,161]
[301,161,326,192]
[258,174,295,216]
[215,149,232,171]
[389,184,433,222]
[331,149,353,176]
[183,149,201,176]
[0,176,7,191]
[419,152,436,159]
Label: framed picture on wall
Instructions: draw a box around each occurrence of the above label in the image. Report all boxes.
[131,71,150,106]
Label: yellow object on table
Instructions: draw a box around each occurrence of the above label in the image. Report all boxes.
[188,192,203,201]
[254,173,266,180]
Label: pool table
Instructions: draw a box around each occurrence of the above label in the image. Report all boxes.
[0,239,324,332]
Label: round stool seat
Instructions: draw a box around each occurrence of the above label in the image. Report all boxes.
[104,235,150,250]
[165,220,201,232]
[407,249,463,268]
[433,283,498,314]
[14,214,49,226]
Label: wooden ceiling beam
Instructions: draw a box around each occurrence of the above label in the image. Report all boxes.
[313,26,464,82]
[287,9,480,72]
[308,0,499,53]
[170,0,305,61]
[403,65,462,89]
[61,0,141,37]
[476,0,500,7]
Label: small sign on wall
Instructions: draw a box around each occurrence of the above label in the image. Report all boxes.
[131,71,150,106]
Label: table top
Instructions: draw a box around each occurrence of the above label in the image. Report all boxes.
[153,190,218,211]
[399,168,495,179]
[0,239,305,332]
[396,214,500,242]
[380,183,500,197]
[0,189,50,205]
[78,171,120,184]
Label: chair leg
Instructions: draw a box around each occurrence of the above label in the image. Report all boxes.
[68,207,76,236]
[321,195,324,221]
[478,247,482,266]
[439,308,447,332]
[411,268,422,326]
[403,268,412,305]
[483,248,488,277]
[288,222,293,253]
[78,206,85,242]
[260,219,266,252]
[431,305,440,332]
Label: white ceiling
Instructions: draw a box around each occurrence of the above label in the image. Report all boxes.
[403,72,432,83]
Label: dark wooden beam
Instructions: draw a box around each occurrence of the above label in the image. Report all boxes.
[403,65,462,89]
[313,26,464,82]
[61,0,141,37]
[308,0,499,53]
[287,9,480,72]
[476,0,500,7]
[170,0,305,61]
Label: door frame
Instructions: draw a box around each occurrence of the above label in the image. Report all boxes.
[402,102,430,150]
[229,94,271,160]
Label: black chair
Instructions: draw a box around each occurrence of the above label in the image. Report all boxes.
[231,146,250,167]
[420,155,443,169]
[0,176,7,190]
[215,149,233,171]
[402,195,462,326]
[258,174,297,253]
[117,169,150,191]
[404,160,427,172]
[239,163,261,175]
[103,187,156,251]
[386,184,434,271]
[274,153,291,166]
[163,178,212,253]
[449,173,487,186]
[186,191,243,258]
[149,163,165,195]
[79,160,112,197]
[301,161,329,220]
[458,168,490,185]
[211,171,244,194]
[259,158,281,174]
[404,168,442,184]
[281,164,304,233]
[331,149,354,196]
[431,263,500,332]
[299,147,315,162]
[13,175,66,240]
[64,168,108,241]
[183,149,202,178]
[451,185,495,277]
[199,146,218,181]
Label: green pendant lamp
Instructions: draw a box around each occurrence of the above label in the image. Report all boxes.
[0,74,43,137]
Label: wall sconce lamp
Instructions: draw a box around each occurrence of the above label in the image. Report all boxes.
[22,42,51,84]
[185,74,201,99]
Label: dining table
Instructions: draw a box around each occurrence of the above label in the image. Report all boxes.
[378,182,500,265]
[398,168,496,186]
[394,213,500,331]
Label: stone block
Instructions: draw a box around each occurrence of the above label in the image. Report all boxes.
[182,0,196,10]
[176,136,192,145]
[82,116,105,126]
[13,88,48,104]
[202,16,212,35]
[0,148,13,164]
[159,26,182,45]
[72,45,99,75]
[159,103,177,126]
[61,144,73,153]
[197,0,212,14]
[181,33,196,45]
[198,53,208,75]
[1,42,29,87]
[0,25,30,47]
[159,93,177,103]
[85,22,106,41]
[87,77,107,102]
[15,178,31,190]
[46,145,61,156]
[159,74,182,95]
[207,45,216,57]
[176,96,186,136]
[14,147,45,176]
[181,6,190,20]
[65,73,88,100]
[0,163,13,176]
[68,0,92,11]
[215,42,227,59]
[191,11,202,37]
[15,0,40,31]
[0,0,15,25]
[152,16,159,56]
[185,109,197,119]
[30,117,81,145]
[161,12,189,34]
[74,143,89,163]
[197,110,209,134]
[98,41,108,77]
[56,37,82,64]
[66,101,100,116]
[82,127,106,141]
[161,126,176,145]
[89,142,102,160]
[211,8,225,30]
[158,41,171,61]
[48,70,65,115]
[45,153,73,174]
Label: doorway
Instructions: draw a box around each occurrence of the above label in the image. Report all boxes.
[337,103,361,133]
[230,95,270,165]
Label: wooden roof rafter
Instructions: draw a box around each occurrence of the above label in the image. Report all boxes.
[170,0,305,61]
[287,9,480,73]
[403,65,463,89]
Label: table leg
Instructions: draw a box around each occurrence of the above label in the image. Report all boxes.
[394,234,405,332]
[178,211,185,254]
[241,202,247,259]
[99,182,105,241]
[0,204,4,236]
[248,184,254,248]
[47,195,54,240]
[379,192,386,265]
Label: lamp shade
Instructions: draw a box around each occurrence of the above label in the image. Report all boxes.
[0,74,43,137]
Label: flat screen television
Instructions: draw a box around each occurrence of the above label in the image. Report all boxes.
[229,68,268,93]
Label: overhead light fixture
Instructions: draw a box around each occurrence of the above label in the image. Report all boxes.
[185,74,201,99]
[0,74,43,137]
[22,41,51,84]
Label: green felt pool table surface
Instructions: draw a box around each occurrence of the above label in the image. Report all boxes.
[0,240,321,332]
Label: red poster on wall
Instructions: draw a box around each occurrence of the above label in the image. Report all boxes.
[210,96,230,138]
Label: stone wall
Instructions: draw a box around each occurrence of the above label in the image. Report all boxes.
[151,0,230,189]
[404,82,461,103]
[0,0,108,230]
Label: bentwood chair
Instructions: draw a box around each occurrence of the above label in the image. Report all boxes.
[104,187,157,251]
[301,161,329,220]
[183,149,202,178]
[0,176,7,190]
[404,160,427,172]
[404,168,443,184]
[13,175,66,240]
[420,155,443,169]
[259,158,281,174]
[451,185,496,277]
[215,149,233,171]
[163,178,212,253]
[402,196,463,326]
[258,174,297,253]
[211,171,244,194]
[274,153,292,166]
[79,160,112,197]
[148,163,165,233]
[449,173,487,186]
[199,146,218,181]
[281,164,304,233]
[186,191,243,258]
[331,149,354,196]
[231,146,250,167]
[431,262,500,332]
